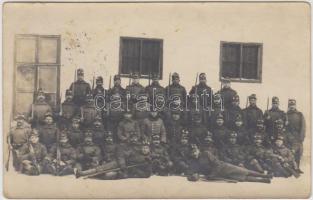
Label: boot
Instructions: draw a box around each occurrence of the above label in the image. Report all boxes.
[246,176,271,183]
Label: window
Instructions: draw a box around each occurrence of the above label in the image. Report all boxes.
[119,37,163,79]
[220,41,263,83]
[14,34,61,115]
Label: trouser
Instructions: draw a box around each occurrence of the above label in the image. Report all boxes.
[20,160,42,176]
[293,143,303,167]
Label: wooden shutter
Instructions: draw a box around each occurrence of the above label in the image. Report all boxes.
[242,45,259,79]
[141,39,162,77]
[221,43,241,78]
[120,38,141,75]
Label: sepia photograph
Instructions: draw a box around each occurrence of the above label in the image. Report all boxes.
[2,1,311,199]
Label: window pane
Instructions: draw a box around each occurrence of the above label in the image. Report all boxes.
[141,40,161,76]
[221,43,241,78]
[38,38,58,63]
[16,65,36,92]
[242,45,259,79]
[121,38,141,74]
[15,92,33,115]
[38,66,57,93]
[16,38,36,63]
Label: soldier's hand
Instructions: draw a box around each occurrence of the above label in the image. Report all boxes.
[60,161,66,166]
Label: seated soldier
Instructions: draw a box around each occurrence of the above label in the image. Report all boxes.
[185,144,272,183]
[58,89,78,130]
[169,129,191,175]
[117,110,141,144]
[101,131,118,163]
[220,132,246,168]
[150,135,173,176]
[199,131,219,157]
[67,116,84,148]
[92,115,106,146]
[80,93,98,128]
[18,130,48,176]
[166,110,184,146]
[189,112,208,145]
[45,132,77,176]
[212,113,231,149]
[75,129,102,172]
[272,134,300,178]
[231,114,249,145]
[37,112,59,150]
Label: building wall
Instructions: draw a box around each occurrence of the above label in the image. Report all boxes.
[3,3,311,157]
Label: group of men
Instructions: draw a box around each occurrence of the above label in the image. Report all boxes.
[7,68,306,183]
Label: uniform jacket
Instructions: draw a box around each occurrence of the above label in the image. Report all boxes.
[38,123,59,149]
[217,87,237,110]
[69,80,91,106]
[243,105,263,129]
[286,110,305,143]
[117,119,141,143]
[141,116,167,143]
[48,142,77,165]
[18,142,48,163]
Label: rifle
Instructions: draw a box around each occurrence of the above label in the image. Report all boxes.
[73,68,77,97]
[92,72,95,91]
[195,73,199,97]
[266,97,269,111]
[28,141,40,174]
[167,73,171,98]
[6,110,13,171]
[59,92,63,116]
[81,162,148,179]
[246,96,249,108]
[109,75,112,90]
[148,71,151,87]
[56,132,61,175]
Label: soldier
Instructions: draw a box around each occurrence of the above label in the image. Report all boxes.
[199,131,219,157]
[212,113,231,148]
[166,110,185,146]
[232,114,249,145]
[92,76,107,123]
[165,72,187,111]
[45,132,77,176]
[145,73,165,106]
[225,94,244,129]
[80,93,99,128]
[272,134,300,177]
[243,94,263,130]
[208,93,226,129]
[217,79,237,110]
[133,95,150,124]
[264,97,286,138]
[185,144,272,183]
[107,75,126,139]
[286,99,305,167]
[28,88,52,128]
[126,72,145,105]
[58,89,78,130]
[92,76,105,98]
[75,130,102,172]
[7,114,32,170]
[92,115,106,146]
[220,132,246,167]
[141,109,167,144]
[67,116,84,148]
[247,119,268,145]
[187,94,206,127]
[101,131,118,163]
[169,130,191,175]
[69,68,92,107]
[37,112,59,150]
[271,119,289,144]
[150,135,173,176]
[18,130,48,176]
[117,110,141,144]
[189,112,208,145]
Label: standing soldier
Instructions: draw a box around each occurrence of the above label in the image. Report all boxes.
[58,89,78,130]
[80,93,98,128]
[126,72,145,106]
[264,97,286,138]
[220,132,246,168]
[18,130,48,176]
[69,68,92,107]
[208,93,226,129]
[141,109,167,144]
[45,132,77,176]
[7,114,32,170]
[92,76,107,123]
[117,110,141,144]
[217,79,237,110]
[165,72,187,112]
[67,116,84,148]
[243,94,263,130]
[145,73,165,107]
[150,135,173,176]
[107,75,126,138]
[133,95,150,125]
[225,95,244,129]
[92,76,105,98]
[37,112,59,150]
[286,99,305,168]
[212,113,231,148]
[75,130,102,172]
[92,115,106,146]
[28,88,52,128]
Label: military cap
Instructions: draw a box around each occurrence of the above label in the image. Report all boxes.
[14,114,26,121]
[253,134,263,140]
[235,114,243,122]
[44,112,53,118]
[275,118,284,125]
[199,73,206,80]
[94,115,102,122]
[171,110,181,115]
[172,72,180,80]
[72,116,81,123]
[272,96,279,103]
[151,73,159,80]
[213,93,221,100]
[37,88,45,96]
[288,99,296,106]
[248,94,257,100]
[192,112,202,121]
[65,89,73,96]
[275,134,285,141]
[84,129,93,137]
[132,72,140,79]
[30,129,39,137]
[204,131,213,139]
[86,93,93,100]
[216,113,224,120]
[77,68,84,75]
[96,76,103,83]
[256,119,264,124]
[229,131,237,138]
[190,144,199,151]
[59,132,68,141]
[114,75,121,81]
[105,131,113,138]
[222,79,230,83]
[142,139,150,146]
[232,94,240,102]
[152,134,160,140]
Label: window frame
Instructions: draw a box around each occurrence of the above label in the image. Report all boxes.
[119,36,163,80]
[219,41,263,83]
